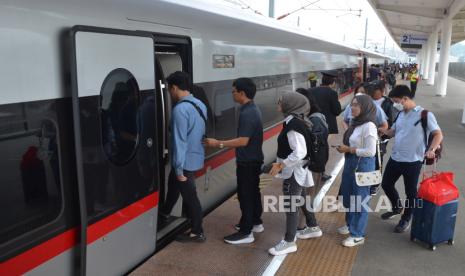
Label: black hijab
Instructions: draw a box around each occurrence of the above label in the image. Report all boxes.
[342,95,377,146]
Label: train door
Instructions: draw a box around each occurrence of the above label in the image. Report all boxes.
[70,26,160,275]
[153,36,193,242]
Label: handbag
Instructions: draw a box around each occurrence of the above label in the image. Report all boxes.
[355,132,382,187]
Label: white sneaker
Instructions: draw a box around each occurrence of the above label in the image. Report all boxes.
[337,225,350,235]
[296,226,323,239]
[252,224,264,233]
[268,240,297,256]
[234,223,264,233]
[342,236,365,247]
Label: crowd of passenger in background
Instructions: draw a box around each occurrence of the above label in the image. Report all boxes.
[161,64,442,255]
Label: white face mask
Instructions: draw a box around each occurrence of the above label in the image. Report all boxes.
[355,92,364,96]
[393,102,404,111]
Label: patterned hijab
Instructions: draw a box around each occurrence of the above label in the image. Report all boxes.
[342,94,377,146]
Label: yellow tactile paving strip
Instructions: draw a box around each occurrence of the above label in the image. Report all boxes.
[276,173,358,276]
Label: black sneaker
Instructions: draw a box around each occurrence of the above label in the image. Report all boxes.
[176,232,206,243]
[321,173,332,182]
[224,231,254,244]
[381,209,403,220]
[394,219,411,233]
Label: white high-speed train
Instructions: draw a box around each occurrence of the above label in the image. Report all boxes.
[0,0,389,275]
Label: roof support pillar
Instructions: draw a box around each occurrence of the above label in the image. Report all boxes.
[419,47,426,77]
[427,30,438,86]
[437,17,452,97]
[422,38,431,80]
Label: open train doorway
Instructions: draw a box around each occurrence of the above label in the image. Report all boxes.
[153,35,193,242]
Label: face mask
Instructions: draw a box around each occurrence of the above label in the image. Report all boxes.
[355,92,364,96]
[393,102,404,111]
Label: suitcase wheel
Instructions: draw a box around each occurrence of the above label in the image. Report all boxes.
[429,245,436,251]
[448,239,454,245]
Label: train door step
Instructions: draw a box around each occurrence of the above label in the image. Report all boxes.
[156,217,186,241]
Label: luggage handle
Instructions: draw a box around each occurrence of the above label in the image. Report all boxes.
[422,158,438,181]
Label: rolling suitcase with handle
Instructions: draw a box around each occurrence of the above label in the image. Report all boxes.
[411,162,459,250]
[411,199,458,250]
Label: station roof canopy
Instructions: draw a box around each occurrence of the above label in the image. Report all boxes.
[368,0,465,52]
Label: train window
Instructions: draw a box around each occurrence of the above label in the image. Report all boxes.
[0,119,62,244]
[100,69,140,166]
[254,88,281,128]
[213,87,236,140]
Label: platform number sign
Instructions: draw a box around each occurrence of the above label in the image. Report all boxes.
[402,35,410,44]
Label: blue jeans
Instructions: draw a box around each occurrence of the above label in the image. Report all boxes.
[339,154,375,238]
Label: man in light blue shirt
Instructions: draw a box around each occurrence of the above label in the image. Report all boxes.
[379,85,443,233]
[161,71,207,242]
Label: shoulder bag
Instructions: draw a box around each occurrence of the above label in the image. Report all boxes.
[355,127,382,187]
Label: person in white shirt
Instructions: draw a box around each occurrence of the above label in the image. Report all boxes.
[268,92,322,256]
[336,95,377,247]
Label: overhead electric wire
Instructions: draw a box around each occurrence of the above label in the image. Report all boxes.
[277,0,321,20]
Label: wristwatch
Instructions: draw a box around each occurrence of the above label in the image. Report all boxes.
[219,142,224,149]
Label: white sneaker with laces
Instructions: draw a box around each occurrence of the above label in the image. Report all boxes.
[268,240,297,256]
[296,226,323,239]
[337,225,350,235]
[342,236,365,247]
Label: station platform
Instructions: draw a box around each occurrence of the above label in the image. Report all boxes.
[131,76,465,276]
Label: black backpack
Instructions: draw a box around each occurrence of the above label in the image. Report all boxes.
[305,115,329,173]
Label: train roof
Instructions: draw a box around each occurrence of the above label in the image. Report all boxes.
[155,0,390,59]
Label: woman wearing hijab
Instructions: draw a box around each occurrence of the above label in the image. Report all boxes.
[269,92,322,256]
[336,94,377,247]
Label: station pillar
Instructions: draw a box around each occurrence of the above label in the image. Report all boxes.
[427,31,439,86]
[419,45,425,77]
[423,38,431,80]
[437,17,452,96]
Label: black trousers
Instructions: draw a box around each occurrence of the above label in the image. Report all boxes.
[162,169,203,234]
[410,81,417,98]
[381,158,422,221]
[236,162,263,235]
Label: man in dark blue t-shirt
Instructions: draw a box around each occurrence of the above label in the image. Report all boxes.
[204,77,264,245]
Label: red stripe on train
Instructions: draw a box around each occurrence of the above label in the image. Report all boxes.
[0,228,78,276]
[2,91,352,275]
[0,192,159,275]
[87,192,159,244]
